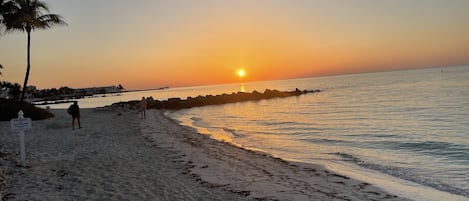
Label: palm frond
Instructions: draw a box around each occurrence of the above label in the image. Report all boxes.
[3,0,67,32]
[1,0,15,26]
[15,0,49,13]
[36,13,67,27]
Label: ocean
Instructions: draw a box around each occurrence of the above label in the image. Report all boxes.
[47,66,469,200]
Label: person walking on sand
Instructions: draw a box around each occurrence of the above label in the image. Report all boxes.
[68,101,82,129]
[139,97,147,119]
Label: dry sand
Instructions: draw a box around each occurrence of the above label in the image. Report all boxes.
[0,107,411,201]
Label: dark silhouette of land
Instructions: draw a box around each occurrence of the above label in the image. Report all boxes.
[114,88,320,110]
[0,99,53,121]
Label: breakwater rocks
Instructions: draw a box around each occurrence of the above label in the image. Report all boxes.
[114,88,320,110]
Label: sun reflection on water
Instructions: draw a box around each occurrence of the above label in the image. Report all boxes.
[239,83,245,92]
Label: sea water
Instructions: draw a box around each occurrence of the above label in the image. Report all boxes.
[165,66,469,200]
[46,66,469,200]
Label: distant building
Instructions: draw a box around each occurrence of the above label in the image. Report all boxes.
[75,86,122,95]
[26,86,37,92]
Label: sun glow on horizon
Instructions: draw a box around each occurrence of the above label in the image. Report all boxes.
[237,69,246,78]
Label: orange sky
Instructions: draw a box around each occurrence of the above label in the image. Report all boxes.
[1,0,469,90]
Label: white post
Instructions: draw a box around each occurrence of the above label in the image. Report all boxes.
[18,110,26,166]
[10,110,32,167]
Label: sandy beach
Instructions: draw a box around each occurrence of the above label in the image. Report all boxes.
[0,107,410,201]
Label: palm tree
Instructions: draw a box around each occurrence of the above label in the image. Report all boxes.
[3,0,66,102]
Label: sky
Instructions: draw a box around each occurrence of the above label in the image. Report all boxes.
[1,0,469,90]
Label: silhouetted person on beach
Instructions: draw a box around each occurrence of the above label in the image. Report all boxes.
[139,97,147,119]
[68,101,81,129]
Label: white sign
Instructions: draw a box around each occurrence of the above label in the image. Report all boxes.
[11,110,31,166]
[10,117,32,131]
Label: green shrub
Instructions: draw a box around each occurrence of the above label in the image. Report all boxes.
[0,99,54,121]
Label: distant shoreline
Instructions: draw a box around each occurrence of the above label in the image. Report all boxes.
[123,86,170,93]
[32,87,170,106]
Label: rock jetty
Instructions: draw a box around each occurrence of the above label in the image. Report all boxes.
[114,88,320,110]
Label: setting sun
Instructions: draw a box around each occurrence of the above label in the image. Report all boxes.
[237,69,246,78]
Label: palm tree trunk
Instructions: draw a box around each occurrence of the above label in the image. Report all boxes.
[20,30,31,102]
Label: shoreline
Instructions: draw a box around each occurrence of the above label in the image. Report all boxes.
[140,109,410,200]
[0,107,423,200]
[167,112,469,201]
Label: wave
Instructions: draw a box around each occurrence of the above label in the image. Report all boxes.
[190,116,203,122]
[382,141,469,162]
[258,121,305,126]
[277,126,325,131]
[333,152,469,197]
[302,138,350,145]
[222,127,245,138]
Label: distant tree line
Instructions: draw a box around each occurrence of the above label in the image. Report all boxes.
[0,81,21,99]
[0,81,75,100]
[32,86,75,99]
[1,81,75,100]
[1,81,125,101]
